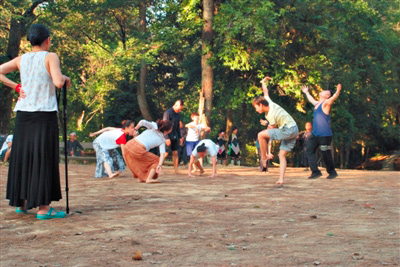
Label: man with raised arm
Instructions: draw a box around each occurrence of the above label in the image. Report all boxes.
[252,77,299,184]
[301,84,342,179]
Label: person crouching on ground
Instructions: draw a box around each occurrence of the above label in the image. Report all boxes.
[123,119,173,183]
[90,120,136,178]
[188,139,218,178]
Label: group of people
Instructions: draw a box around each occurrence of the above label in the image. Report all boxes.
[253,77,341,184]
[0,24,340,219]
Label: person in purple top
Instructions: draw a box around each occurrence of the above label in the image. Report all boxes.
[301,84,342,179]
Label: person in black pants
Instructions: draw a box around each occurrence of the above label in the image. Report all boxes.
[301,84,342,179]
[163,99,184,173]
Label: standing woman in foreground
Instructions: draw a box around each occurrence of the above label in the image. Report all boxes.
[123,119,173,183]
[0,24,70,220]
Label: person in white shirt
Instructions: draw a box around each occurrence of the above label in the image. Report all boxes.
[252,76,299,185]
[0,24,71,220]
[123,119,173,183]
[185,112,211,169]
[0,135,13,164]
[188,139,218,178]
[90,120,136,178]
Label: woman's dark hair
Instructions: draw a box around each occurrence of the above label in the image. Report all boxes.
[196,143,207,153]
[27,24,50,46]
[232,126,238,131]
[122,120,134,129]
[156,119,173,133]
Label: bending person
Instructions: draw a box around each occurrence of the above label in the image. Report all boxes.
[0,24,70,220]
[253,76,298,184]
[188,139,218,178]
[123,119,173,183]
[301,84,341,179]
[90,120,136,178]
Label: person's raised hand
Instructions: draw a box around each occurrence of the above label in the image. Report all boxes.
[262,76,272,84]
[301,85,309,93]
[336,84,342,92]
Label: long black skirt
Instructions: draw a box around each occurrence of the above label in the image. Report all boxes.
[6,111,62,209]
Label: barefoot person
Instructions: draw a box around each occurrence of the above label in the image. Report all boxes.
[90,120,136,179]
[188,139,218,178]
[0,24,70,219]
[253,76,299,184]
[301,84,341,179]
[123,119,173,183]
[163,100,184,173]
[185,112,211,168]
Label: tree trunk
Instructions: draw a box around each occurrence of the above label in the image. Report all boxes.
[1,18,26,133]
[1,1,46,133]
[200,0,214,126]
[240,102,249,165]
[137,1,153,121]
[345,142,351,169]
[340,147,345,169]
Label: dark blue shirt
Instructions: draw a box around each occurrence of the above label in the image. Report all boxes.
[312,103,332,137]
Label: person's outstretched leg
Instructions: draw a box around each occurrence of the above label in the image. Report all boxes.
[172,150,179,173]
[258,130,271,169]
[306,134,322,178]
[194,160,205,175]
[146,168,160,183]
[104,162,118,178]
[319,137,337,178]
[276,150,288,184]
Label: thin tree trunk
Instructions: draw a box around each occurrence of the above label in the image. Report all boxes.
[345,143,351,169]
[137,1,153,121]
[240,102,249,165]
[340,147,345,169]
[200,0,214,126]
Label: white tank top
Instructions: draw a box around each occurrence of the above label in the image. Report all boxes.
[14,51,58,112]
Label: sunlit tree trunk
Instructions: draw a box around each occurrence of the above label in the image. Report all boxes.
[199,0,214,126]
[137,1,153,121]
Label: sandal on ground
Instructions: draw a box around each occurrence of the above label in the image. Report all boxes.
[15,207,28,214]
[36,207,66,220]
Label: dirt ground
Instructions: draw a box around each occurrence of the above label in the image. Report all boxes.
[0,164,399,267]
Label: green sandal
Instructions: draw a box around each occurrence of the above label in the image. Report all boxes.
[36,207,66,220]
[15,207,28,214]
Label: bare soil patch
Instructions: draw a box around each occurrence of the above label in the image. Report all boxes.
[1,164,399,267]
